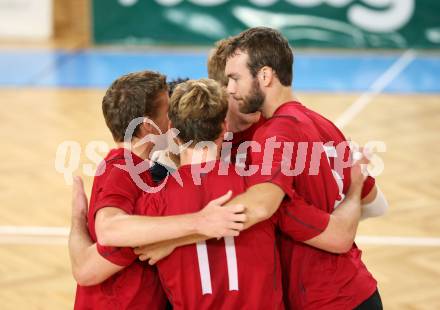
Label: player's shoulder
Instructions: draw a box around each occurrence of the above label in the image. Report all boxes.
[255,114,302,142]
[136,187,168,216]
[305,108,347,142]
[99,148,141,179]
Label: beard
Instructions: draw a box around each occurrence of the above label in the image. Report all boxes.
[239,78,265,114]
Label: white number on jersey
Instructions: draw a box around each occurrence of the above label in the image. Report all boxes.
[323,145,345,209]
[196,237,239,295]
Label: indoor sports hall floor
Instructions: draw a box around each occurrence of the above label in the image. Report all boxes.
[0,44,439,309]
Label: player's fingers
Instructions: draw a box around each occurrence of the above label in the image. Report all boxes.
[72,176,80,199]
[229,204,245,214]
[73,176,85,196]
[227,212,246,223]
[133,247,143,255]
[209,190,232,206]
[72,176,89,212]
[354,157,370,170]
[139,255,148,261]
[135,246,154,255]
[229,222,244,231]
[231,213,247,223]
[148,258,157,265]
[222,229,240,237]
[77,175,84,190]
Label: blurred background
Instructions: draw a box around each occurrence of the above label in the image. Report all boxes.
[0,0,439,309]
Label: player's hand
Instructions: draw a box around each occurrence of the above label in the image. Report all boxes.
[71,176,88,224]
[134,243,175,265]
[351,148,370,188]
[195,190,247,238]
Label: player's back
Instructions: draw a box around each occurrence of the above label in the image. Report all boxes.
[141,160,283,310]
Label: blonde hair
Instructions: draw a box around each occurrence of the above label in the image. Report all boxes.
[169,78,228,145]
[207,38,231,87]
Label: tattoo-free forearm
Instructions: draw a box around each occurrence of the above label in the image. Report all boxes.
[224,183,284,229]
[68,216,94,275]
[96,210,203,248]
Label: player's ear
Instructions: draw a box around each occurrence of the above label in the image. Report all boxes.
[141,117,155,135]
[139,117,160,136]
[135,118,148,138]
[259,66,273,87]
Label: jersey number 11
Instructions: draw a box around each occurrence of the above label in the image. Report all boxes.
[196,237,239,295]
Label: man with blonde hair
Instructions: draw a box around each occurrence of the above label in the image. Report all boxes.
[137,78,284,309]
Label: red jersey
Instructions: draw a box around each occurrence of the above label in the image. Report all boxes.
[249,102,377,310]
[229,116,266,165]
[137,160,284,310]
[74,148,167,310]
[228,116,331,241]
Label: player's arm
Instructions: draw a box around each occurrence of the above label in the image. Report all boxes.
[224,182,285,229]
[303,180,363,253]
[134,181,361,263]
[134,234,207,265]
[95,192,246,248]
[68,177,124,286]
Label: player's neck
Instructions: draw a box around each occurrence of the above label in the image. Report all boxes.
[180,142,220,166]
[262,86,296,118]
[231,119,254,133]
[115,139,153,160]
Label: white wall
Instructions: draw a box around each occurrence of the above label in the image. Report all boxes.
[0,0,53,39]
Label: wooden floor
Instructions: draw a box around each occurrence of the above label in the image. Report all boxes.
[0,88,439,309]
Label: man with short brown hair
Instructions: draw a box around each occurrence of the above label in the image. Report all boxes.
[69,71,246,310]
[223,27,385,309]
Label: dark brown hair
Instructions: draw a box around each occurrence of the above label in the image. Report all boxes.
[225,27,293,86]
[102,71,167,142]
[169,79,228,145]
[168,77,190,97]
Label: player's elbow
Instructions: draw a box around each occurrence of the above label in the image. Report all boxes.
[73,267,100,286]
[323,227,355,254]
[305,233,353,254]
[95,208,127,246]
[319,236,353,254]
[332,237,354,254]
[95,222,115,246]
[96,231,113,247]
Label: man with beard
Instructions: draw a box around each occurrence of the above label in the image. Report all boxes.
[220,27,388,309]
[205,36,386,251]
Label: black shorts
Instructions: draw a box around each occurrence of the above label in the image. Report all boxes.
[354,289,383,310]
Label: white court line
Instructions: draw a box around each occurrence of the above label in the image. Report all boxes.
[0,225,69,236]
[0,226,440,247]
[356,236,440,247]
[335,49,417,129]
